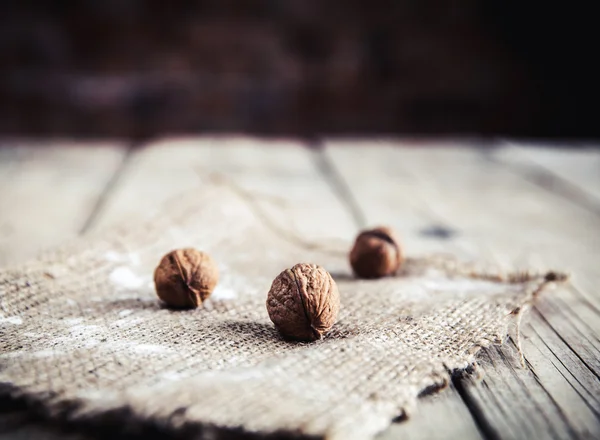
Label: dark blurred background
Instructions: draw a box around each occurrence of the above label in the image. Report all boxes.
[0,0,598,139]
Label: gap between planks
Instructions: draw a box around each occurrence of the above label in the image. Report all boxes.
[492,142,600,215]
[322,140,600,440]
[0,140,132,267]
[78,145,136,234]
[0,139,134,440]
[2,138,598,440]
[87,137,482,440]
[310,143,484,440]
[96,137,486,439]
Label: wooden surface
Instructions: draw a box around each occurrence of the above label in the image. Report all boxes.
[0,137,599,440]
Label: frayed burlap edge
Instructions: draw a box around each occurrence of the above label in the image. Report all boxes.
[0,185,568,440]
[1,271,566,440]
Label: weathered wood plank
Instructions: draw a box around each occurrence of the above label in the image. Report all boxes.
[495,142,600,208]
[0,140,130,439]
[321,141,484,439]
[376,385,482,440]
[0,137,361,439]
[0,140,129,266]
[492,142,600,315]
[71,136,481,439]
[324,140,600,439]
[1,137,479,440]
[90,137,356,248]
[2,138,598,440]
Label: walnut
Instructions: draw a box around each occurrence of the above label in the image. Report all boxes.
[349,226,402,278]
[266,263,340,342]
[154,248,219,308]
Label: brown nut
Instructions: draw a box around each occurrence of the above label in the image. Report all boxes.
[349,226,402,279]
[266,263,340,342]
[154,248,219,308]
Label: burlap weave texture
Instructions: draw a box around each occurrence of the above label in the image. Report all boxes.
[0,186,560,439]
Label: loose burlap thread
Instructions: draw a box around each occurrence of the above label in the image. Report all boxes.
[0,185,563,439]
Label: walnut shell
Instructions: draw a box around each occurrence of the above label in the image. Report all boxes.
[154,248,219,308]
[266,263,340,342]
[349,226,402,279]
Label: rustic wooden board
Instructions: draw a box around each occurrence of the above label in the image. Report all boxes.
[1,138,599,440]
[0,140,129,439]
[324,140,600,439]
[495,142,600,209]
[0,140,129,266]
[89,137,356,245]
[493,142,600,318]
[142,139,482,440]
[376,387,482,440]
[0,138,481,440]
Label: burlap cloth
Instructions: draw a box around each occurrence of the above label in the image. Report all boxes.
[0,185,563,439]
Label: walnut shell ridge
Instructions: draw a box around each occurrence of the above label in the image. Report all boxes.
[154,248,219,308]
[266,263,340,342]
[349,226,402,279]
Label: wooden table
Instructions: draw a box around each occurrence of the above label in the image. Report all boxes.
[1,138,599,439]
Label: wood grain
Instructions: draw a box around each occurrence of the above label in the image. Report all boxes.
[376,385,483,440]
[0,140,129,266]
[0,140,129,439]
[495,142,600,210]
[89,137,357,251]
[324,140,600,439]
[1,138,599,439]
[87,137,482,439]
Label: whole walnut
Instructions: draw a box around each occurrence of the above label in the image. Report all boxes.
[267,263,340,342]
[349,226,402,279]
[154,248,219,308]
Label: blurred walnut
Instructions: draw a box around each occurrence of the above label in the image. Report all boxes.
[349,226,402,278]
[267,263,340,342]
[154,248,219,308]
